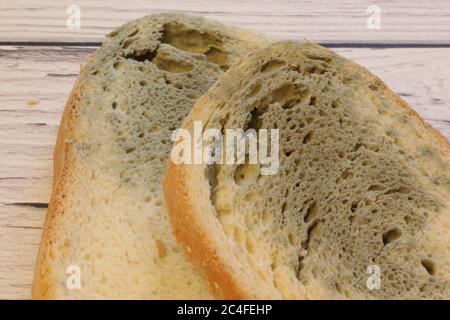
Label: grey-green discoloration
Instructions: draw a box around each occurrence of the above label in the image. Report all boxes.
[195,42,449,299]
[37,13,267,299]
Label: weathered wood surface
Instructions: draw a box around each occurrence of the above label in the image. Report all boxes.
[0,0,450,43]
[0,45,449,299]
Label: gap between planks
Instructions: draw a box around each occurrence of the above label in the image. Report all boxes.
[1,0,450,43]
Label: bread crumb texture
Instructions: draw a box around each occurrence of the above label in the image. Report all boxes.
[177,41,450,299]
[33,13,267,299]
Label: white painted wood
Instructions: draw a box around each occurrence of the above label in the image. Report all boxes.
[0,0,449,43]
[0,45,449,299]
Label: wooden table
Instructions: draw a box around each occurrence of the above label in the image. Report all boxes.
[1,0,449,299]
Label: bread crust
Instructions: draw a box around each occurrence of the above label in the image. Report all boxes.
[32,78,82,299]
[164,161,252,299]
[164,42,450,300]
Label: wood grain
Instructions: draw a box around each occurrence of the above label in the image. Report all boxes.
[0,0,450,43]
[0,45,449,299]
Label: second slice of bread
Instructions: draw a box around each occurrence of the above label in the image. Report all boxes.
[164,41,450,299]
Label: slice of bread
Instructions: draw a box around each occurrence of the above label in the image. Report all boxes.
[164,41,450,299]
[32,13,268,299]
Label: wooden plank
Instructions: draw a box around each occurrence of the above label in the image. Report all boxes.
[0,0,449,43]
[0,45,449,299]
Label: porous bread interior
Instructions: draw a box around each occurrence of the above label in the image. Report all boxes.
[176,41,450,299]
[32,13,267,299]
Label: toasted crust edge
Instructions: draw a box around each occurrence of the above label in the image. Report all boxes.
[164,162,254,299]
[31,77,82,299]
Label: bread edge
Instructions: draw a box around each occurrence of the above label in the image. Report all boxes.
[164,161,261,299]
[31,76,82,299]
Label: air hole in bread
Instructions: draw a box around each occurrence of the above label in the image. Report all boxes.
[382,227,402,245]
[368,185,386,192]
[331,100,341,109]
[234,226,246,246]
[319,109,328,117]
[369,82,381,91]
[303,52,331,62]
[161,22,223,53]
[124,49,156,63]
[127,28,139,37]
[394,137,403,147]
[297,219,321,277]
[186,92,197,100]
[161,22,228,69]
[384,186,410,195]
[273,84,308,110]
[125,147,136,154]
[154,50,193,73]
[421,259,436,275]
[403,215,413,224]
[350,200,359,213]
[261,209,271,225]
[334,282,344,295]
[174,82,184,89]
[244,192,257,202]
[284,150,293,157]
[206,165,218,189]
[121,38,134,49]
[288,233,296,246]
[248,83,261,97]
[155,239,167,258]
[246,106,265,131]
[205,47,229,70]
[113,61,123,70]
[260,59,286,73]
[281,201,288,218]
[304,200,319,223]
[341,170,352,180]
[302,132,313,144]
[234,163,260,185]
[246,236,256,253]
[307,65,327,74]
